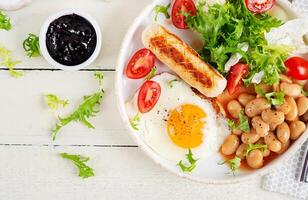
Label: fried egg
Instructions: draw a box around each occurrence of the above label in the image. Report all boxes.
[126,73,229,161]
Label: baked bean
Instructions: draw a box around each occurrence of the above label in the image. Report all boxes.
[261,109,285,130]
[245,98,271,117]
[280,82,302,97]
[227,100,243,119]
[290,121,306,140]
[285,96,298,121]
[262,149,271,157]
[276,122,290,143]
[221,134,240,155]
[264,133,282,152]
[297,96,308,116]
[238,93,255,106]
[251,116,270,137]
[241,129,261,144]
[257,84,272,93]
[236,144,247,159]
[275,99,291,115]
[277,139,290,154]
[279,74,293,83]
[246,149,264,169]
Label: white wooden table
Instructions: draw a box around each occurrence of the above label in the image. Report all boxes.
[0,0,299,199]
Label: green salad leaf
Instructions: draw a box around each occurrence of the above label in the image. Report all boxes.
[221,156,241,174]
[0,11,11,31]
[185,0,288,85]
[154,3,170,21]
[94,71,104,86]
[302,88,308,97]
[0,44,23,78]
[60,153,94,179]
[244,143,268,157]
[130,112,140,131]
[228,110,250,133]
[52,90,104,140]
[146,66,157,80]
[44,94,69,110]
[177,149,198,172]
[23,33,40,57]
[254,85,285,106]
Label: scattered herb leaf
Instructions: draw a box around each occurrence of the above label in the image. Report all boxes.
[154,3,170,21]
[23,33,40,57]
[254,85,285,106]
[244,143,268,157]
[302,88,308,97]
[60,153,94,179]
[94,71,104,86]
[146,66,157,80]
[130,112,140,131]
[177,149,198,173]
[220,156,241,174]
[0,44,23,78]
[228,110,250,133]
[0,11,11,31]
[44,94,69,110]
[52,90,104,140]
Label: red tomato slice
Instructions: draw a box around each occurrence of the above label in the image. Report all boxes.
[245,0,275,13]
[285,57,308,80]
[126,48,155,79]
[138,81,161,113]
[227,63,249,95]
[171,0,196,29]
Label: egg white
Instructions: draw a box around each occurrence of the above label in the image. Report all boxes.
[126,73,229,162]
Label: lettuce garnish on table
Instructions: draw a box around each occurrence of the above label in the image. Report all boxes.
[185,0,290,85]
[60,153,94,179]
[0,44,23,78]
[23,33,40,57]
[0,11,11,31]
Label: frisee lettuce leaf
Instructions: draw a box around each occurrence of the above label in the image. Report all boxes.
[44,94,69,110]
[52,90,104,140]
[146,66,157,80]
[60,153,94,179]
[94,71,104,86]
[185,0,289,85]
[228,110,250,133]
[244,143,268,157]
[154,3,170,21]
[0,11,11,31]
[221,156,241,174]
[177,149,198,172]
[23,33,40,57]
[130,112,140,131]
[254,85,285,106]
[0,44,23,78]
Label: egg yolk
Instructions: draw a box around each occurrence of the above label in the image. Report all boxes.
[166,104,206,148]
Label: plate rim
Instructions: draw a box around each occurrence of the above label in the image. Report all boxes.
[115,0,308,184]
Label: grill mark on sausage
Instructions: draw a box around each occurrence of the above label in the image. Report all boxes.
[150,36,213,88]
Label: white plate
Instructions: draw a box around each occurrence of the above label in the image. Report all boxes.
[115,0,308,184]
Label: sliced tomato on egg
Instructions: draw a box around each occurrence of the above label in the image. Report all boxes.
[227,63,249,95]
[126,48,155,79]
[285,57,308,80]
[171,0,196,29]
[138,80,161,113]
[245,0,275,13]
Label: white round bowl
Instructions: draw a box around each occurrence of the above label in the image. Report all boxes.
[116,0,308,184]
[39,9,102,71]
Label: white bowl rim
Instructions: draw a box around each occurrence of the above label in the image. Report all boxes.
[39,9,102,71]
[115,0,308,184]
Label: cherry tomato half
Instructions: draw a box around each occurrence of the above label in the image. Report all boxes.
[171,0,196,29]
[137,81,161,113]
[245,0,275,13]
[126,48,155,79]
[227,63,249,95]
[285,57,308,80]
